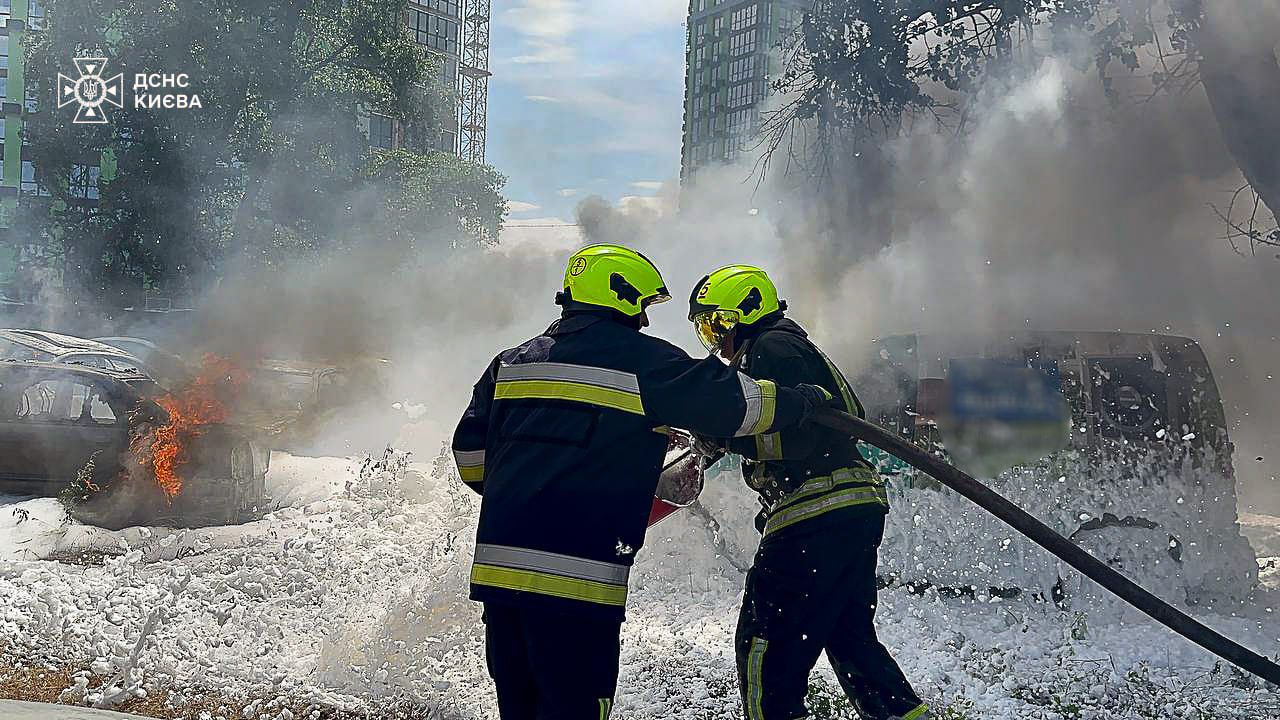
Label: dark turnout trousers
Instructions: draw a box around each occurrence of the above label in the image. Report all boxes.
[483,602,621,720]
[736,507,925,720]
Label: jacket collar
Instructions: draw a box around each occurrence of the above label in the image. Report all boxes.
[735,312,806,344]
[547,307,641,336]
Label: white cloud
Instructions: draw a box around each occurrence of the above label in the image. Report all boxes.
[507,200,541,213]
[617,195,664,213]
[557,188,579,197]
[511,44,576,65]
[493,0,689,187]
[580,1,688,35]
[505,217,577,227]
[502,0,580,65]
[502,0,687,43]
[630,181,664,191]
[503,0,579,38]
[508,75,684,156]
[500,217,584,253]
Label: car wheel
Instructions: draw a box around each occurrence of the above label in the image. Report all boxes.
[230,440,268,522]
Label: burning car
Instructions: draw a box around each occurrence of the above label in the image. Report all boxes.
[0,359,269,529]
[91,335,191,388]
[854,331,1258,605]
[236,356,405,452]
[0,329,152,376]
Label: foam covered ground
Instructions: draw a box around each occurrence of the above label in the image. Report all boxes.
[1,451,1279,719]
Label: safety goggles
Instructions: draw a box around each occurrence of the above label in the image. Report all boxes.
[692,309,740,354]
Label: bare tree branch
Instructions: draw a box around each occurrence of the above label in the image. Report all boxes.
[1211,184,1280,256]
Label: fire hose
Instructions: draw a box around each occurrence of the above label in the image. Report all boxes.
[805,407,1280,686]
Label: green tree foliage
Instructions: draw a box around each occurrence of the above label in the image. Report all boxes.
[20,0,507,303]
[774,0,1279,252]
[777,2,1067,123]
[355,149,506,254]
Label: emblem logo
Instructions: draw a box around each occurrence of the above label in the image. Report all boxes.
[58,57,125,124]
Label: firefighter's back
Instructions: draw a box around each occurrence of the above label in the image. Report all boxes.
[473,315,672,615]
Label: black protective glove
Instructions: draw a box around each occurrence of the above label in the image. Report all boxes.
[793,383,836,426]
[691,433,724,458]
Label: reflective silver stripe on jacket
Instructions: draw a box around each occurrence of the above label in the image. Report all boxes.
[473,543,630,585]
[770,466,881,514]
[453,449,485,467]
[497,362,640,394]
[736,372,761,436]
[735,374,776,437]
[764,484,889,537]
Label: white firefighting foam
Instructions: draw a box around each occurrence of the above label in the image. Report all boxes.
[877,447,1260,612]
[0,449,1278,719]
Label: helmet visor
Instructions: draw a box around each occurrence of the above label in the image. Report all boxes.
[693,309,740,354]
[642,292,672,310]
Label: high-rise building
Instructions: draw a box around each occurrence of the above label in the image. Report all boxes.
[401,0,463,153]
[0,0,78,299]
[365,0,490,162]
[680,0,806,184]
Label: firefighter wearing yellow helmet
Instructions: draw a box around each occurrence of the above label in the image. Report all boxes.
[688,265,931,720]
[452,245,836,719]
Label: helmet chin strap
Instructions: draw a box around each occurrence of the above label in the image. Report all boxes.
[721,328,740,360]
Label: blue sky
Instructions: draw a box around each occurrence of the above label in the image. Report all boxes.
[485,0,689,224]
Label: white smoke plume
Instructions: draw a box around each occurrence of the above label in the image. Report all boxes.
[156,10,1277,513]
[572,57,1279,512]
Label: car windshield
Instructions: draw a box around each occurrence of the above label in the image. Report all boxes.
[97,339,151,358]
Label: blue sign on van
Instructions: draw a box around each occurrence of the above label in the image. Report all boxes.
[948,358,1065,422]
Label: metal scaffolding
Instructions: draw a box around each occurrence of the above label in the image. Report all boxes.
[459,0,491,164]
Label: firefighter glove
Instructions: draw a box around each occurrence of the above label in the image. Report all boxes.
[794,383,836,426]
[691,433,724,458]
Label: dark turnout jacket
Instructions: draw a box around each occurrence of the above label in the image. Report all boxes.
[726,314,887,534]
[452,311,814,619]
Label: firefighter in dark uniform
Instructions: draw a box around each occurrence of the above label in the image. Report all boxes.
[451,245,836,720]
[688,265,930,720]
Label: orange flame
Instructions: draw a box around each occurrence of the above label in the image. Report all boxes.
[133,354,247,499]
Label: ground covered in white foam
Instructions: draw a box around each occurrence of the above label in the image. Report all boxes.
[2,450,1279,719]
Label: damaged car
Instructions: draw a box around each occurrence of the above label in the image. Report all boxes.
[0,329,154,377]
[853,330,1258,605]
[0,360,270,529]
[237,356,407,452]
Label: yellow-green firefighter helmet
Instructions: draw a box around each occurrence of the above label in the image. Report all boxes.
[560,244,671,317]
[688,265,783,353]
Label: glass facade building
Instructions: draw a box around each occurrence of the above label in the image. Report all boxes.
[364,0,465,155]
[680,0,806,183]
[0,0,73,298]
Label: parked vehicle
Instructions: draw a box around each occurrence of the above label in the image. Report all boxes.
[238,356,405,451]
[854,331,1257,605]
[0,361,269,528]
[92,335,190,387]
[0,329,152,376]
